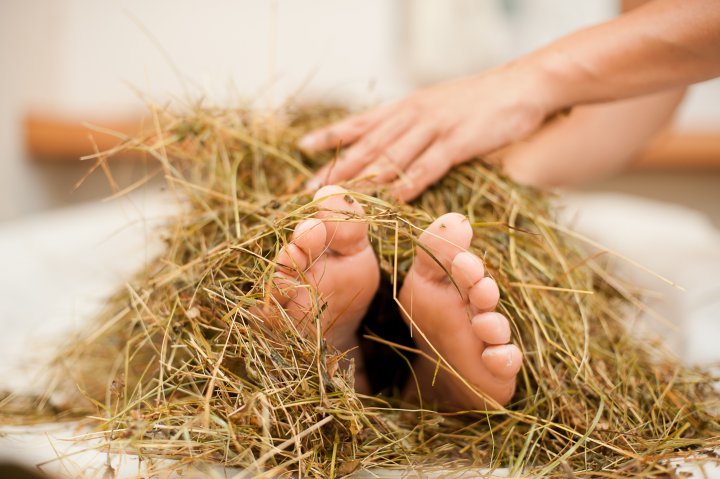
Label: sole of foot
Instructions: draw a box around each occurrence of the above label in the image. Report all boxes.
[399,212,522,410]
[267,185,380,393]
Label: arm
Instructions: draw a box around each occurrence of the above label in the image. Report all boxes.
[501,0,689,187]
[534,0,719,110]
[302,0,720,200]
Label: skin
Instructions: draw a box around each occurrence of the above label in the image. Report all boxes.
[263,185,380,394]
[300,0,720,199]
[503,0,687,186]
[265,186,521,408]
[265,0,719,409]
[502,88,686,187]
[398,213,521,410]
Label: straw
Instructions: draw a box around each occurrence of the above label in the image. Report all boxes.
[2,102,718,478]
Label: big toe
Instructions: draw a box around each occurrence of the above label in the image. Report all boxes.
[414,213,473,281]
[314,185,369,256]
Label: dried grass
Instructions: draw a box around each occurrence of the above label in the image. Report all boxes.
[2,102,718,478]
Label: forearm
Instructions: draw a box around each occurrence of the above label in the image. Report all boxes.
[300,0,717,199]
[525,0,720,112]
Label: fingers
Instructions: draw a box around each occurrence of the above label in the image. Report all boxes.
[301,101,461,199]
[355,124,436,184]
[299,105,391,152]
[310,109,416,187]
[309,121,461,203]
[389,141,454,201]
[301,70,551,200]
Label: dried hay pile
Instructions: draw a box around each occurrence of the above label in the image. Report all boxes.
[2,104,718,478]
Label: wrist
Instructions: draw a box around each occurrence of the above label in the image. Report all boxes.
[519,48,582,114]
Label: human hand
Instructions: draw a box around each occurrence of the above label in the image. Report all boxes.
[300,64,554,200]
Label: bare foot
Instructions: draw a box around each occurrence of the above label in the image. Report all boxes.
[399,213,522,410]
[267,185,379,393]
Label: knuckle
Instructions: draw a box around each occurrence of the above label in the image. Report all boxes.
[360,139,382,158]
[401,102,422,120]
[404,92,427,110]
[408,161,429,180]
[351,115,372,130]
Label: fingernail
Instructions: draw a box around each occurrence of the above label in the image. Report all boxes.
[306,178,322,191]
[298,135,316,150]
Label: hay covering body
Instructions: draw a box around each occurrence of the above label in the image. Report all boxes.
[3,105,719,477]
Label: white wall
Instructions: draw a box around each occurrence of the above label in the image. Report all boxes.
[28,0,414,113]
[0,0,412,220]
[1,0,719,220]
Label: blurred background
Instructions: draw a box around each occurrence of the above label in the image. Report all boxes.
[0,0,719,222]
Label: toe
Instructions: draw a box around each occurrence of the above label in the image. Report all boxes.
[414,213,473,282]
[271,218,325,306]
[270,271,300,305]
[276,243,308,276]
[481,344,522,380]
[271,243,308,305]
[313,185,369,256]
[471,312,511,344]
[451,251,485,290]
[291,219,327,262]
[469,277,500,311]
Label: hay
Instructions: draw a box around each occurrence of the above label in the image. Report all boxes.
[2,102,719,478]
